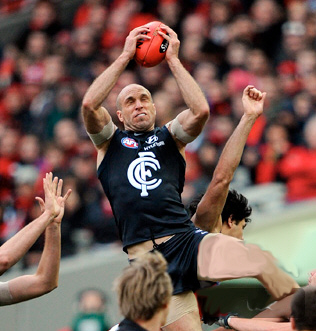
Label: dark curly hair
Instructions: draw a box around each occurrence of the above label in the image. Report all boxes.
[187,189,252,225]
[221,189,252,225]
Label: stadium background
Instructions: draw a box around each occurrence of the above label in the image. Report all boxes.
[0,0,316,331]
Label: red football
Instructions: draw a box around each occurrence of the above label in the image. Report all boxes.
[134,21,169,68]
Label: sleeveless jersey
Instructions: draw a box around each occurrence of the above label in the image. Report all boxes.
[97,126,195,252]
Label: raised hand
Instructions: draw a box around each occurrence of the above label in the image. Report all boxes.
[35,172,71,224]
[54,178,71,224]
[123,25,151,60]
[242,85,266,118]
[159,24,180,62]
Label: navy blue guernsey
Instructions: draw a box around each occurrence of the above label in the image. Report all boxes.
[97,126,195,252]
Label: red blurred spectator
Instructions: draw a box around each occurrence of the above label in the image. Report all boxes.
[15,0,64,51]
[256,123,291,183]
[278,115,316,202]
[73,0,107,29]
[0,0,25,15]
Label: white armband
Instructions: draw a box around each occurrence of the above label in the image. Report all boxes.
[168,115,196,144]
[0,281,13,306]
[87,120,115,146]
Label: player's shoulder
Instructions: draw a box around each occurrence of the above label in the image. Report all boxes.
[108,324,119,331]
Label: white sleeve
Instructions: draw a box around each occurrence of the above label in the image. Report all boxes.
[0,281,13,306]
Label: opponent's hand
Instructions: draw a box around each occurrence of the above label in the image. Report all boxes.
[158,24,180,62]
[123,25,151,60]
[53,179,72,224]
[242,85,266,119]
[35,172,71,224]
[35,172,60,219]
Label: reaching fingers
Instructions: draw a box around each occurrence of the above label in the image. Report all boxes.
[245,85,264,101]
[63,189,72,203]
[160,24,173,35]
[131,26,151,39]
[35,197,45,212]
[57,179,63,197]
[52,176,58,195]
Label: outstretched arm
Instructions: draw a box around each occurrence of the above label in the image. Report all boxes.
[213,318,291,331]
[159,25,209,151]
[0,173,61,276]
[193,86,266,232]
[3,173,71,305]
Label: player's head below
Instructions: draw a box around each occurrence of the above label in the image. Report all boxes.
[114,250,172,325]
[221,189,252,240]
[187,189,252,240]
[290,285,316,330]
[116,84,156,132]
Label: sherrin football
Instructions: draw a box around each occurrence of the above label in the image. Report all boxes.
[134,21,169,68]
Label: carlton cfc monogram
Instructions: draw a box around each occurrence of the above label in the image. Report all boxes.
[127,151,162,197]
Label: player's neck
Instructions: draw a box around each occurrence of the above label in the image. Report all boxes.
[134,312,165,331]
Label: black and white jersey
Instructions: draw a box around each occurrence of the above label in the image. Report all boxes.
[98,126,194,252]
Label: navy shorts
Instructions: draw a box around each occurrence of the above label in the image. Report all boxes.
[155,228,208,295]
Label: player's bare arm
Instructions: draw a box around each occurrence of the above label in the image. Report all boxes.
[81,26,151,161]
[7,174,71,304]
[193,85,266,232]
[0,173,60,275]
[158,25,209,151]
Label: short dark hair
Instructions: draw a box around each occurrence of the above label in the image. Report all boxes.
[291,286,316,330]
[221,190,252,225]
[187,189,252,225]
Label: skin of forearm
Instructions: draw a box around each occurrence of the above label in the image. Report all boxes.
[82,53,130,111]
[215,113,258,180]
[167,57,209,118]
[8,223,61,304]
[35,222,61,291]
[228,317,291,331]
[0,210,54,275]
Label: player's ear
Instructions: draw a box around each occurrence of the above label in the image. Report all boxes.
[116,110,124,123]
[228,215,234,228]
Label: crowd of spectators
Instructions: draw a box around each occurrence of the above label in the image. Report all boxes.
[1,0,316,266]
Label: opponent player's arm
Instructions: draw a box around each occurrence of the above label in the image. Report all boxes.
[214,318,291,331]
[3,175,71,305]
[193,86,266,232]
[159,25,209,149]
[0,173,61,276]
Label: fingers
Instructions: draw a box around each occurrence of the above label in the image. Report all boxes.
[43,172,59,196]
[244,85,265,101]
[35,197,45,212]
[160,24,174,36]
[130,26,151,40]
[159,25,176,41]
[52,176,58,195]
[63,189,72,202]
[57,179,63,197]
[43,172,71,203]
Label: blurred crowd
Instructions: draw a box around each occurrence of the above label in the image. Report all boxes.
[1,0,316,266]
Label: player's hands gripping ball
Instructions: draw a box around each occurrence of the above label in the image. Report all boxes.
[134,21,169,67]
